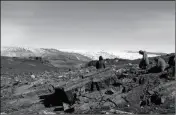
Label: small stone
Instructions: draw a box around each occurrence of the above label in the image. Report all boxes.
[31,75,35,79]
[105,90,114,95]
[139,77,145,85]
[133,78,137,82]
[63,103,70,111]
[105,112,110,114]
[86,69,89,73]
[80,86,86,94]
[115,110,133,114]
[43,110,56,114]
[13,81,20,86]
[79,103,90,111]
[58,76,63,78]
[101,111,106,114]
[148,91,154,95]
[140,100,146,107]
[116,69,123,74]
[161,97,166,104]
[115,60,119,62]
[109,109,116,113]
[63,103,74,113]
[122,86,130,93]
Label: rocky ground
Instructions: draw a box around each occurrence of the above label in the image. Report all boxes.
[1,55,175,115]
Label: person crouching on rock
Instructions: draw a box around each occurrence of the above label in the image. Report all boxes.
[154,57,166,72]
[96,56,106,69]
[139,50,149,69]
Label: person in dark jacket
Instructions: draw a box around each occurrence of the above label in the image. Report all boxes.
[168,55,175,67]
[91,56,105,92]
[167,55,175,77]
[139,50,149,69]
[96,56,105,69]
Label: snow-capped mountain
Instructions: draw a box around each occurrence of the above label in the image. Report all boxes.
[1,46,162,61]
[79,51,159,60]
[1,46,35,57]
[59,49,120,60]
[1,46,92,62]
[79,51,118,60]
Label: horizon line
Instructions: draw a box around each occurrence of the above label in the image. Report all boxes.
[2,45,174,55]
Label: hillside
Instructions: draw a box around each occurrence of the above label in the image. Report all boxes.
[1,46,92,69]
[1,56,60,74]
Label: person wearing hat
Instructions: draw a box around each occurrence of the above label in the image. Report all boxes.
[139,50,149,69]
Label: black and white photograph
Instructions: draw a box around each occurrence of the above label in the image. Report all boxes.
[1,1,175,114]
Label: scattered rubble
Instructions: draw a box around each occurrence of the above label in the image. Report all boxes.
[1,55,175,114]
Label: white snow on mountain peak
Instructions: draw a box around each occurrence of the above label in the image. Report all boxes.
[1,46,161,60]
[59,49,160,60]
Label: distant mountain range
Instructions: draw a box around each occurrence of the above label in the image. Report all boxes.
[1,46,91,61]
[1,46,170,69]
[64,50,161,60]
[1,46,92,69]
[1,46,164,61]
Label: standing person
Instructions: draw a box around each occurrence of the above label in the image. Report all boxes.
[168,55,175,67]
[154,57,166,72]
[96,56,106,69]
[139,50,149,69]
[168,55,175,77]
[91,56,105,92]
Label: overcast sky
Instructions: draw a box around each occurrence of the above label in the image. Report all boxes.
[1,1,175,53]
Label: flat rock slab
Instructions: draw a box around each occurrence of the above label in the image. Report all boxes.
[64,69,117,92]
[14,85,32,95]
[43,68,137,106]
[8,96,39,105]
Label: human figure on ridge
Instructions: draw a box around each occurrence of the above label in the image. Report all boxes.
[96,56,106,69]
[91,56,106,92]
[168,55,175,68]
[139,50,149,69]
[167,55,175,77]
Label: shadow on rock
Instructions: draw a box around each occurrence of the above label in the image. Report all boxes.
[148,66,162,73]
[150,92,164,105]
[105,90,114,95]
[159,73,168,79]
[112,82,122,87]
[39,87,76,113]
